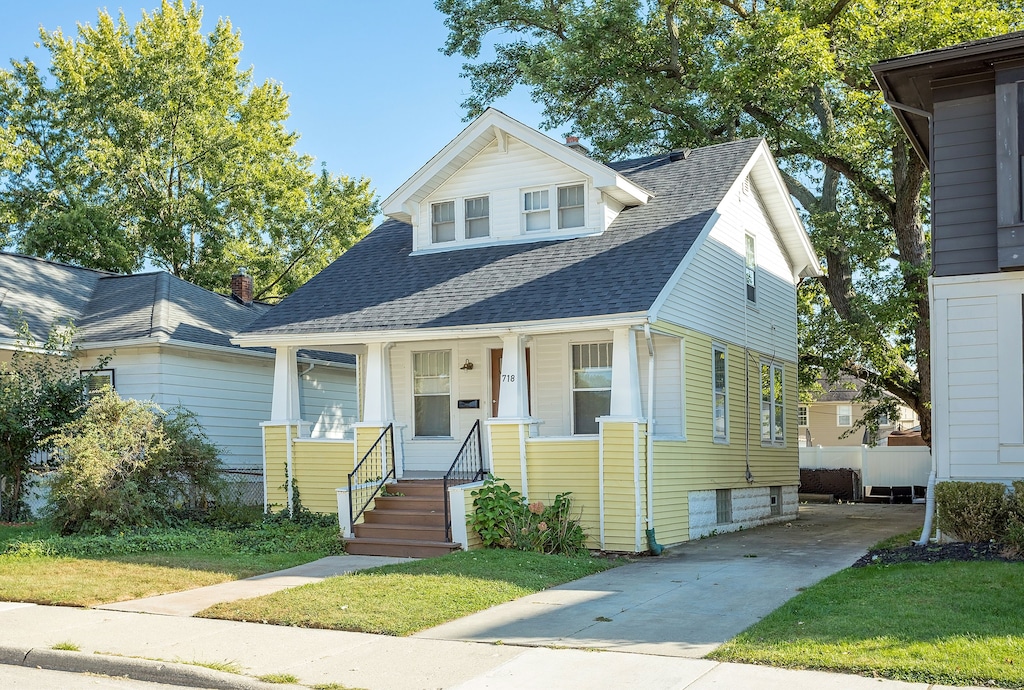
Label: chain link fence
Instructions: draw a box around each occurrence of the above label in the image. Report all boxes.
[219,466,264,507]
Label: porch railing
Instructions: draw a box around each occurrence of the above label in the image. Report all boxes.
[347,424,395,530]
[443,419,486,542]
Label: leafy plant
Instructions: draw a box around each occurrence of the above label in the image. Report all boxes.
[469,477,587,556]
[935,481,1009,542]
[44,391,224,533]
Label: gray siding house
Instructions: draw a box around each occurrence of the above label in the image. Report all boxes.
[873,32,1024,483]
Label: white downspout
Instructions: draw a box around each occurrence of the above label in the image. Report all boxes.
[285,423,294,518]
[916,277,938,545]
[644,325,655,529]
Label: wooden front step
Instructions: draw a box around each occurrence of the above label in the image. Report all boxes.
[346,479,460,558]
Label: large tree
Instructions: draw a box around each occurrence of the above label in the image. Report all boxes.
[0,0,375,300]
[437,0,1023,444]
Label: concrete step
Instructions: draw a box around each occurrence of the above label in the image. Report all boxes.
[345,536,460,558]
[363,508,446,526]
[354,522,448,542]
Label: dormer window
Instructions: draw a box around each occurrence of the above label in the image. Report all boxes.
[465,196,490,238]
[432,196,491,243]
[432,201,456,243]
[521,182,587,234]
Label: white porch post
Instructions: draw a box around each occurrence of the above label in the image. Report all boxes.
[609,327,643,418]
[271,346,300,422]
[497,333,529,418]
[362,341,394,425]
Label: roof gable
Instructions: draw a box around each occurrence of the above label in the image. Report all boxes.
[381,108,652,223]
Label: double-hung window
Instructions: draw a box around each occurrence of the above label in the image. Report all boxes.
[571,343,612,435]
[413,351,451,437]
[558,184,585,229]
[760,361,785,444]
[522,183,586,233]
[465,196,490,238]
[837,404,853,427]
[432,201,456,243]
[713,345,728,442]
[523,190,550,231]
[798,405,809,426]
[81,369,115,399]
[745,234,756,303]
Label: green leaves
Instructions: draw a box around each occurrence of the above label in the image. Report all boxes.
[0,0,376,298]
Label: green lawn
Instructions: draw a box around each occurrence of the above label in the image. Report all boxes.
[0,521,338,607]
[200,549,619,635]
[711,560,1024,688]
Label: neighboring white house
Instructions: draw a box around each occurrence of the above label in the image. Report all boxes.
[873,32,1024,484]
[0,252,358,474]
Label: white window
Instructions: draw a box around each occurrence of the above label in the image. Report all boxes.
[558,184,585,229]
[431,201,456,243]
[837,404,853,427]
[713,345,728,442]
[465,196,490,238]
[571,343,612,435]
[81,369,115,399]
[745,234,756,303]
[523,189,550,231]
[760,362,785,444]
[413,351,451,437]
[878,411,890,426]
[798,405,809,426]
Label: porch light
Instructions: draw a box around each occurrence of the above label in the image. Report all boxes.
[460,359,474,370]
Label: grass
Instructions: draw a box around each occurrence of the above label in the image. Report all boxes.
[871,529,921,551]
[0,522,337,607]
[200,549,619,636]
[51,641,80,651]
[710,560,1024,688]
[259,672,300,684]
[178,659,244,674]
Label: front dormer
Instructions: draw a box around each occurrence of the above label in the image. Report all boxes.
[381,109,652,254]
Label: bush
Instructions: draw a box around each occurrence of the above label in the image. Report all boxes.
[44,391,224,534]
[935,481,1009,542]
[469,477,587,556]
[1005,480,1024,557]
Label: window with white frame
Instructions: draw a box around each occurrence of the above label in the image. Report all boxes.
[431,201,456,243]
[465,196,490,238]
[523,189,550,231]
[558,184,585,229]
[745,234,756,303]
[571,342,612,435]
[837,404,852,427]
[713,345,728,442]
[81,369,115,399]
[798,405,809,426]
[413,351,451,437]
[760,361,784,444]
[878,411,890,426]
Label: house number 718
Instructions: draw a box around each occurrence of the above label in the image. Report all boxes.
[501,374,516,382]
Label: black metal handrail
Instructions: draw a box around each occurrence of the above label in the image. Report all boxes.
[443,420,486,542]
[347,424,395,531]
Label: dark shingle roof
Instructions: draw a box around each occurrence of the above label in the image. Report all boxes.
[0,253,353,365]
[243,138,762,337]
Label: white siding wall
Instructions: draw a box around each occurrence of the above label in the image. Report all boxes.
[414,138,610,250]
[638,333,684,437]
[79,345,356,470]
[933,272,1024,482]
[300,363,358,439]
[656,179,799,362]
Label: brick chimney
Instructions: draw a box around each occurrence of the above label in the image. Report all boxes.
[230,267,254,306]
[564,135,590,156]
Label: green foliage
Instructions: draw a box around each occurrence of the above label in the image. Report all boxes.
[935,481,1009,543]
[1004,480,1024,557]
[436,0,1024,444]
[469,477,587,556]
[0,0,376,299]
[44,391,224,534]
[0,317,93,521]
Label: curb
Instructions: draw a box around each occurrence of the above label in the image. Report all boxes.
[0,644,303,689]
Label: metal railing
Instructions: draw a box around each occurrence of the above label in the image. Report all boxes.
[443,420,486,542]
[347,424,395,530]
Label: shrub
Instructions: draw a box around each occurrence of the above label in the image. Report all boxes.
[1004,480,1024,557]
[44,391,224,534]
[935,481,1008,542]
[469,477,587,556]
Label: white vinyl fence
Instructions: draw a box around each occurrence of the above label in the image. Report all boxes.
[800,446,932,488]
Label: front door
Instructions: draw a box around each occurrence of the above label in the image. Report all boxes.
[490,348,532,417]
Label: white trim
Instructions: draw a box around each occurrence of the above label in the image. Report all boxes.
[406,226,605,255]
[712,343,729,444]
[679,339,688,441]
[285,423,294,517]
[519,423,529,499]
[998,293,1024,448]
[598,424,606,549]
[410,348,453,438]
[261,426,269,511]
[233,314,648,349]
[931,277,951,480]
[633,421,642,552]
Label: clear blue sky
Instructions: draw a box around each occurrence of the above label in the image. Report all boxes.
[0,1,553,203]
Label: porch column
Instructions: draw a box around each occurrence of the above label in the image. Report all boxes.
[362,341,394,425]
[497,333,529,418]
[609,327,642,418]
[271,346,300,422]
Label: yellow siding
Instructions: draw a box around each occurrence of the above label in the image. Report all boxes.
[488,423,524,491]
[524,439,601,547]
[356,425,388,461]
[292,440,355,514]
[263,425,290,511]
[601,422,641,552]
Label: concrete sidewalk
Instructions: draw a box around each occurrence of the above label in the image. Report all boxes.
[0,603,980,690]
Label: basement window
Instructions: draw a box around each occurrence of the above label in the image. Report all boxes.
[716,488,732,524]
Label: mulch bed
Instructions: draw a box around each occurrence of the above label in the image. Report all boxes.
[853,541,1021,567]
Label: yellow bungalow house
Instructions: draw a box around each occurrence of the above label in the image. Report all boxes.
[234,109,821,556]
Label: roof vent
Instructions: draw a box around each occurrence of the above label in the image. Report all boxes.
[669,148,691,162]
[564,135,590,156]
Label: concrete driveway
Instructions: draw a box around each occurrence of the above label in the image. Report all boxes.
[416,503,924,657]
